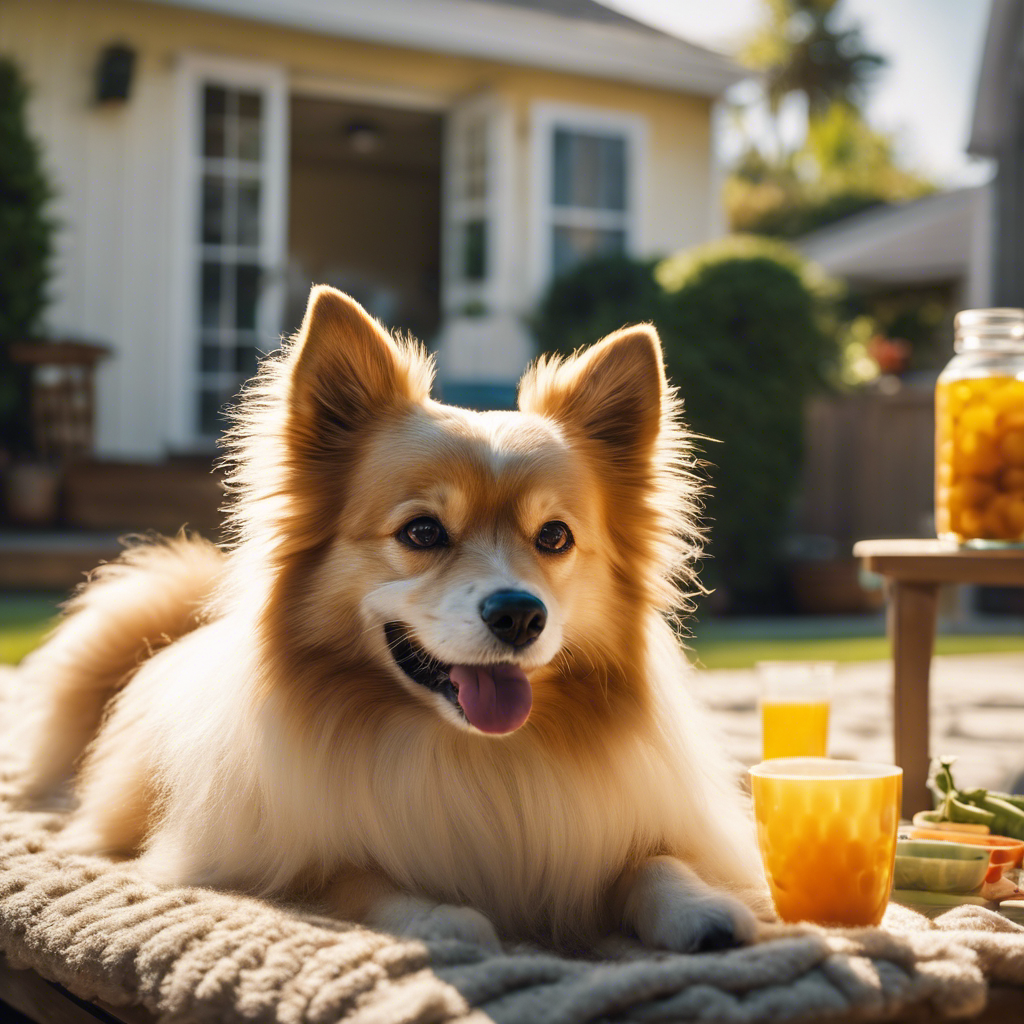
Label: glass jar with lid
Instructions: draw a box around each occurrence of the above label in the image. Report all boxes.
[935,308,1024,545]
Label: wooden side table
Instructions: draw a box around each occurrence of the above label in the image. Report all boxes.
[853,539,1024,817]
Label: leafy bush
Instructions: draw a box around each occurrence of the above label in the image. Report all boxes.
[534,241,839,608]
[657,237,838,604]
[0,57,54,454]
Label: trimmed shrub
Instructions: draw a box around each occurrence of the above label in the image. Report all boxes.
[657,237,838,604]
[0,57,54,454]
[533,240,839,609]
[530,255,665,359]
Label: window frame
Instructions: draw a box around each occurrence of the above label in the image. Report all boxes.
[528,101,647,299]
[167,52,288,450]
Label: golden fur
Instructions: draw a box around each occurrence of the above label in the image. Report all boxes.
[17,286,769,951]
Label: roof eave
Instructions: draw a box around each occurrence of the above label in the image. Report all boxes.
[135,0,748,96]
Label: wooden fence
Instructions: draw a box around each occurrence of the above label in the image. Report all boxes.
[797,385,936,546]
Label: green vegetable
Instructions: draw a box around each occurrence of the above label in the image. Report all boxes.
[996,792,1024,813]
[942,794,995,828]
[927,757,1024,841]
[959,788,1024,840]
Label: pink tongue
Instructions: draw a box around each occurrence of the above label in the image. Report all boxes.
[449,664,532,734]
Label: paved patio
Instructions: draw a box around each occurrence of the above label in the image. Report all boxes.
[691,652,1024,793]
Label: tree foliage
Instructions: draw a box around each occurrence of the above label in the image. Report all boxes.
[728,1,932,239]
[0,57,54,453]
[743,0,885,116]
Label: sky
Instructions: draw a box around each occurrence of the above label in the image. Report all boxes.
[599,0,994,188]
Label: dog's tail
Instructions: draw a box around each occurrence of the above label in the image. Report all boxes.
[15,533,226,799]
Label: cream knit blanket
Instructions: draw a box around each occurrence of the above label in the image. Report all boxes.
[1,667,1023,1023]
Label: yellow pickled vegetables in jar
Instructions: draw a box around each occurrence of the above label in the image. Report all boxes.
[935,376,1024,542]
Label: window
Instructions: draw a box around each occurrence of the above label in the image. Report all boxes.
[551,129,628,275]
[531,104,644,294]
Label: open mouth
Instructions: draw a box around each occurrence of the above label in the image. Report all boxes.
[383,621,534,734]
[383,621,460,712]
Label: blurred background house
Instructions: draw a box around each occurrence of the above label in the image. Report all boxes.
[0,0,745,584]
[1,0,1021,628]
[3,0,740,448]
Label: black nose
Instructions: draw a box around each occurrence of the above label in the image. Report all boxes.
[481,590,547,648]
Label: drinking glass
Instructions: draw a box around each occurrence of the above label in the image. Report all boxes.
[749,757,902,926]
[757,661,833,761]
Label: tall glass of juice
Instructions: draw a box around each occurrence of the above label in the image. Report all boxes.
[749,757,902,926]
[757,661,833,761]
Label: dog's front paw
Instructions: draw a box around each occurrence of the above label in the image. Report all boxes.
[621,856,758,954]
[638,893,757,953]
[367,894,501,951]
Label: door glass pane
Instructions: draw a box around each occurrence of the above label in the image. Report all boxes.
[200,341,222,372]
[201,174,225,244]
[552,225,625,275]
[237,91,263,161]
[553,129,626,211]
[463,117,487,202]
[202,85,227,157]
[200,262,222,328]
[462,220,487,281]
[235,264,261,329]
[199,387,227,436]
[236,180,261,246]
[233,344,259,376]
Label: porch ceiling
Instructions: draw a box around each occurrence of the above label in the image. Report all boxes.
[291,95,442,171]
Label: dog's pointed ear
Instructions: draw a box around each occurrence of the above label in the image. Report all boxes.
[288,286,431,438]
[518,325,666,460]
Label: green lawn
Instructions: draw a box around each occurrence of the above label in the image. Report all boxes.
[2,594,1023,669]
[688,633,1024,670]
[0,594,61,665]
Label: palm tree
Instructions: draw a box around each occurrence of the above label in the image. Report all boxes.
[744,0,886,120]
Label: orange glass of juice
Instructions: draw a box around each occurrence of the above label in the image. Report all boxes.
[749,758,902,926]
[757,661,833,761]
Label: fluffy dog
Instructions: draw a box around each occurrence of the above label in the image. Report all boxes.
[17,286,769,951]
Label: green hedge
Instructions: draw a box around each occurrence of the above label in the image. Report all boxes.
[0,57,54,455]
[534,240,839,609]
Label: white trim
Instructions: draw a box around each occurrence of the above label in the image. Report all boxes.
[290,72,450,112]
[138,0,745,97]
[527,100,647,300]
[167,52,289,450]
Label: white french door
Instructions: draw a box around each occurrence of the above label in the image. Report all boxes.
[168,54,288,447]
[441,92,517,323]
[440,92,536,390]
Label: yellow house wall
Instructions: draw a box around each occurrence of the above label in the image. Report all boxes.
[1,0,718,456]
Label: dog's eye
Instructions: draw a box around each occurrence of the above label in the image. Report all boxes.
[536,521,573,553]
[398,517,448,549]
